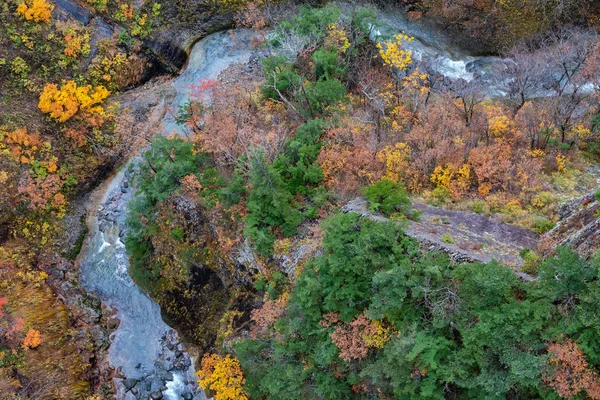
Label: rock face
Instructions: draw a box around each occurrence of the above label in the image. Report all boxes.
[342,198,539,274]
[544,192,600,259]
[145,0,235,72]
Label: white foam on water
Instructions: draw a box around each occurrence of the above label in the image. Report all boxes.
[163,373,187,400]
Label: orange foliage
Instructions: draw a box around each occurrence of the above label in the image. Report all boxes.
[190,80,290,167]
[16,0,54,23]
[249,297,287,339]
[545,339,600,399]
[197,354,248,400]
[329,315,379,362]
[21,328,42,349]
[318,116,383,196]
[468,144,513,193]
[2,126,43,164]
[17,172,63,210]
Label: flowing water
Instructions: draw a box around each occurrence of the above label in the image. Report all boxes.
[76,7,523,400]
[78,31,261,400]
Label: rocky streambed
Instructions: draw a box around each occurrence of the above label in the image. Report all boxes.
[76,29,263,399]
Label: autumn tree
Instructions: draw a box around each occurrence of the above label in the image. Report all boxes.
[38,80,110,123]
[16,0,54,23]
[21,328,42,350]
[197,354,248,400]
[545,339,600,399]
[503,44,547,114]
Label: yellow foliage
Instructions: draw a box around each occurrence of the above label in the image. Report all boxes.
[527,148,545,158]
[431,163,471,198]
[21,328,42,349]
[478,182,492,196]
[556,154,567,174]
[377,142,411,183]
[430,164,453,188]
[197,354,248,400]
[488,114,512,137]
[376,33,414,71]
[16,0,54,23]
[364,320,391,349]
[38,80,110,122]
[325,23,350,54]
[570,124,591,141]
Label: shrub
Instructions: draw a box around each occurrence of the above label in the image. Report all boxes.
[362,179,411,217]
[430,186,451,206]
[16,0,54,23]
[595,188,600,202]
[471,201,486,214]
[533,216,554,234]
[38,81,110,123]
[441,232,455,244]
[521,249,541,275]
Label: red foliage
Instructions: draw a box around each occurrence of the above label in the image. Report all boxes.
[545,339,600,399]
[330,315,378,362]
[249,298,286,339]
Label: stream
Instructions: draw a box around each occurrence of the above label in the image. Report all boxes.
[78,31,260,400]
[74,5,523,400]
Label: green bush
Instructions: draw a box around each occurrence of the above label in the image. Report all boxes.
[430,186,451,206]
[362,179,411,217]
[274,120,325,196]
[245,153,303,256]
[441,232,455,244]
[471,201,485,214]
[532,216,554,234]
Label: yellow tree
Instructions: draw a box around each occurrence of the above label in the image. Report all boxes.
[16,0,54,23]
[197,354,248,400]
[376,33,414,101]
[38,80,110,123]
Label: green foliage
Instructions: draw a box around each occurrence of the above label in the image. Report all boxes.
[219,170,247,207]
[595,188,600,202]
[430,186,451,206]
[261,55,300,101]
[244,152,303,256]
[440,232,455,244]
[304,78,346,115]
[273,120,325,195]
[236,206,600,399]
[312,50,344,81]
[295,213,418,322]
[362,178,411,217]
[125,136,221,291]
[532,216,554,234]
[273,5,340,46]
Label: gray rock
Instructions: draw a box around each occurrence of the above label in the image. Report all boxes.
[182,393,193,400]
[123,378,138,390]
[150,391,163,400]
